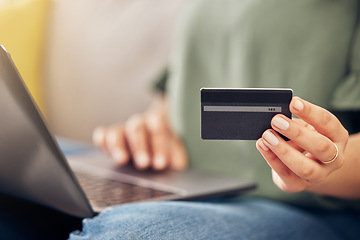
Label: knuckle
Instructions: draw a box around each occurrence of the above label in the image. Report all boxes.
[146,114,167,134]
[276,146,292,159]
[318,111,333,128]
[267,153,279,163]
[298,166,316,180]
[315,141,332,154]
[126,114,145,134]
[145,113,158,130]
[292,127,304,140]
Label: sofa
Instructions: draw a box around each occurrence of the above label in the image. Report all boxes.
[0,0,186,141]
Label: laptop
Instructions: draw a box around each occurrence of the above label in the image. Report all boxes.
[0,45,256,218]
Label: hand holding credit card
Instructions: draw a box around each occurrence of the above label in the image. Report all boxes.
[201,88,293,140]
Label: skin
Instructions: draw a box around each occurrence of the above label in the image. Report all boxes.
[257,97,360,199]
[93,95,360,199]
[92,95,187,171]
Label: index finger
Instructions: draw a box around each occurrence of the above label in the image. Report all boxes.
[290,97,348,143]
[125,114,151,170]
[146,112,170,171]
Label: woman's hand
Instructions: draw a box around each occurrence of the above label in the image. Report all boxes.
[92,95,188,171]
[256,97,350,196]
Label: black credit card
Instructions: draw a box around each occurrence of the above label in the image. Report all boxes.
[201,88,293,140]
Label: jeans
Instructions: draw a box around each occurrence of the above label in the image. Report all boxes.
[68,198,360,240]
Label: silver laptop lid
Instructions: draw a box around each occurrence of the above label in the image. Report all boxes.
[0,45,94,217]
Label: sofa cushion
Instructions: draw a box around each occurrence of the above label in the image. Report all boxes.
[0,0,50,113]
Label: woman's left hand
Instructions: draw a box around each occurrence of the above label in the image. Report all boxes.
[256,97,349,194]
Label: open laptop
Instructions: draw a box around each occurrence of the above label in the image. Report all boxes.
[0,45,256,218]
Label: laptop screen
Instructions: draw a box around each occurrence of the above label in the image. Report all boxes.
[0,45,94,217]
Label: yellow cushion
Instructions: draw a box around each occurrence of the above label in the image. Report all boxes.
[0,0,51,114]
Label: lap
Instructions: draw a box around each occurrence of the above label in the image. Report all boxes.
[69,198,360,240]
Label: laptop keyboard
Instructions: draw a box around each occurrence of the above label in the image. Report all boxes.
[74,172,177,208]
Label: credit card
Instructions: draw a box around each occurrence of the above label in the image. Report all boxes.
[201,88,293,140]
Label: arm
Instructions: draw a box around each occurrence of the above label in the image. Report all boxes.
[256,97,360,199]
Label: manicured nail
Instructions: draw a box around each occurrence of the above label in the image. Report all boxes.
[293,99,304,111]
[263,131,279,146]
[272,116,289,131]
[153,154,166,170]
[258,139,269,151]
[111,148,127,165]
[135,152,150,169]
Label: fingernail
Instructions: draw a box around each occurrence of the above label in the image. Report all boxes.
[272,116,289,131]
[135,152,150,169]
[293,99,304,111]
[111,148,127,165]
[263,131,279,146]
[258,139,269,151]
[153,154,166,170]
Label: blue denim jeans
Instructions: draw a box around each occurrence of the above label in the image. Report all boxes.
[68,198,360,240]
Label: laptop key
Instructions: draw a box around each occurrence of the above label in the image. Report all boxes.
[74,172,177,208]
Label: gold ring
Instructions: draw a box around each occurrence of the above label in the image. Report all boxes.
[322,143,338,164]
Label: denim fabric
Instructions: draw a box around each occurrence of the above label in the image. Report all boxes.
[68,198,360,240]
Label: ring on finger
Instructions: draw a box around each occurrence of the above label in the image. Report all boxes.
[321,143,338,164]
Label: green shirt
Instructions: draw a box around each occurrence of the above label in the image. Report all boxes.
[161,0,360,210]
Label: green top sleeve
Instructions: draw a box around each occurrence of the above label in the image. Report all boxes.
[164,0,360,211]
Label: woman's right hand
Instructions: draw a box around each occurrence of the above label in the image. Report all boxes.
[92,95,188,171]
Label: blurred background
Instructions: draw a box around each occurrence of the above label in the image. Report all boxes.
[0,0,187,142]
